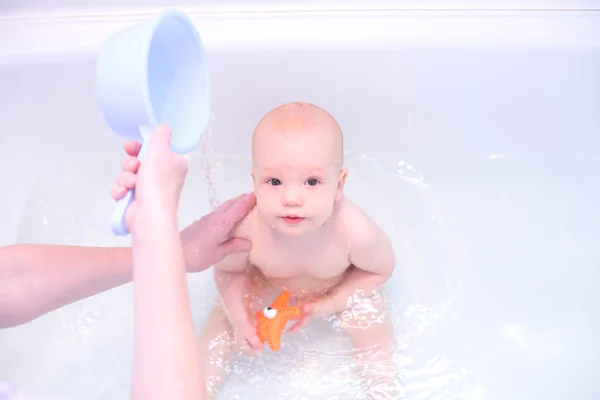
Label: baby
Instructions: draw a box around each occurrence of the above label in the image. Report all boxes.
[199,102,400,399]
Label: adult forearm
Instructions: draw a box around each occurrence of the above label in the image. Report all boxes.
[0,244,132,328]
[130,216,204,400]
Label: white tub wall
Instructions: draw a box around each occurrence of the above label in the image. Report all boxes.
[3,7,600,161]
[2,7,599,248]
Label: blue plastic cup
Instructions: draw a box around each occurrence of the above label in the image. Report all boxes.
[95,8,211,236]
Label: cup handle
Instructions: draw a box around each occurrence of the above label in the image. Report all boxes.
[110,126,154,236]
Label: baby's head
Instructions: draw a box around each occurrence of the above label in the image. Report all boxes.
[251,102,347,236]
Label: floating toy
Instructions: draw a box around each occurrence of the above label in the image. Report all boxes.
[255,291,302,351]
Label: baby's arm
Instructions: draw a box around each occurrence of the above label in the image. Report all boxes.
[314,203,395,316]
[214,250,252,326]
[213,242,264,353]
[211,210,259,339]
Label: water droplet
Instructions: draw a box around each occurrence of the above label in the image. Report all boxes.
[201,126,221,210]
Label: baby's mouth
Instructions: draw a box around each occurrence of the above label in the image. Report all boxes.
[281,215,305,225]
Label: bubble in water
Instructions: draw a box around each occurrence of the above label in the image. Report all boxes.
[360,153,424,184]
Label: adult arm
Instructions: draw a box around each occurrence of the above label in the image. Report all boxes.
[0,194,254,329]
[0,244,132,328]
[130,213,204,400]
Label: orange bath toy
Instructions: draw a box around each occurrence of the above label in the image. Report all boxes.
[255,291,302,351]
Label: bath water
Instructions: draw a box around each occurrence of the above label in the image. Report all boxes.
[1,149,597,400]
[187,151,600,400]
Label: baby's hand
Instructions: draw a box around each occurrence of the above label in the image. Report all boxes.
[287,297,338,333]
[233,320,264,356]
[286,309,311,333]
[305,295,341,318]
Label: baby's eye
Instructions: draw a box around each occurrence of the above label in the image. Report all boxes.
[268,179,282,186]
[306,178,320,186]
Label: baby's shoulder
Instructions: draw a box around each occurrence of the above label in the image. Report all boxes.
[336,197,383,244]
[228,204,257,241]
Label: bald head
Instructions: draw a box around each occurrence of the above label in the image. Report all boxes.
[252,102,344,167]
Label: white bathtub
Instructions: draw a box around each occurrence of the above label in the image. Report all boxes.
[1,4,599,400]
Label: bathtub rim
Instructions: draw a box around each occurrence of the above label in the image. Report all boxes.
[2,0,600,19]
[2,7,600,68]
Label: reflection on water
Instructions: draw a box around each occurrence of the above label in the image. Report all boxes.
[357,152,425,184]
[1,150,598,399]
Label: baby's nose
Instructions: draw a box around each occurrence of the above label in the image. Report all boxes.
[281,190,303,207]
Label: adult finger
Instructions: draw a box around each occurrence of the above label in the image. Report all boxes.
[109,184,128,200]
[217,237,252,257]
[173,153,189,176]
[121,156,140,173]
[150,124,172,147]
[116,171,136,188]
[214,193,249,214]
[124,140,142,157]
[218,193,256,225]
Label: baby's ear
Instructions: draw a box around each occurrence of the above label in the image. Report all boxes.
[336,168,348,200]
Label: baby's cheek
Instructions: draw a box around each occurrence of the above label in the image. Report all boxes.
[315,198,335,218]
[254,188,268,202]
[255,194,276,215]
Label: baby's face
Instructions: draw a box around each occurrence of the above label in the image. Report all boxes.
[252,128,345,236]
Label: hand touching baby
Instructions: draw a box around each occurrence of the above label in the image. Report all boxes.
[110,125,256,271]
